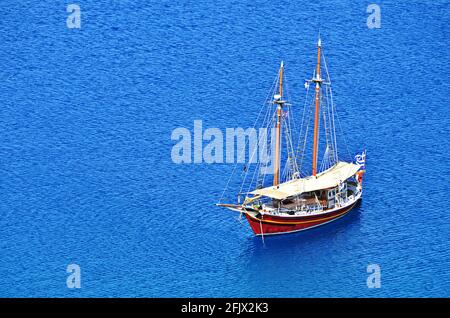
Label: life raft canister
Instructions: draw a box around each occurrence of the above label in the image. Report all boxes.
[355,170,365,183]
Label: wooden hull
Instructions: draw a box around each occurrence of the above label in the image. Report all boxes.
[245,200,359,236]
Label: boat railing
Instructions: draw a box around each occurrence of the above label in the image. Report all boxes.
[301,203,323,214]
[271,202,326,215]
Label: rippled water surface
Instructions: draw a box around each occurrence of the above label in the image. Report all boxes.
[0,1,449,297]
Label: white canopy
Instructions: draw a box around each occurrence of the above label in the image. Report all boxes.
[250,161,361,200]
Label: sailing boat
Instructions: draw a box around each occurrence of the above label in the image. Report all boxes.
[217,38,366,236]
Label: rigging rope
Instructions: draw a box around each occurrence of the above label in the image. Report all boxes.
[219,72,278,203]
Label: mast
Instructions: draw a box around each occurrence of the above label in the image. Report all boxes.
[312,38,322,176]
[273,61,284,186]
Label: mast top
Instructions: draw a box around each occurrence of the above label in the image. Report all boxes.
[317,37,322,47]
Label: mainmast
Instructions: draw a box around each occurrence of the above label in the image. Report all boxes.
[311,38,322,176]
[273,61,284,186]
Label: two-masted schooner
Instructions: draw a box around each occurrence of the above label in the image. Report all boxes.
[217,38,366,236]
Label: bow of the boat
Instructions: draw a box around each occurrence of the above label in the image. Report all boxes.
[215,203,259,217]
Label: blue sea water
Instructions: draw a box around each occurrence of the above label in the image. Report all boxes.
[0,0,449,297]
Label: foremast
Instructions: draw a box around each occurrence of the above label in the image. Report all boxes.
[311,38,322,176]
[273,61,285,186]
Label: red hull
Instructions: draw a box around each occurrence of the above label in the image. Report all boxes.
[245,201,359,236]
